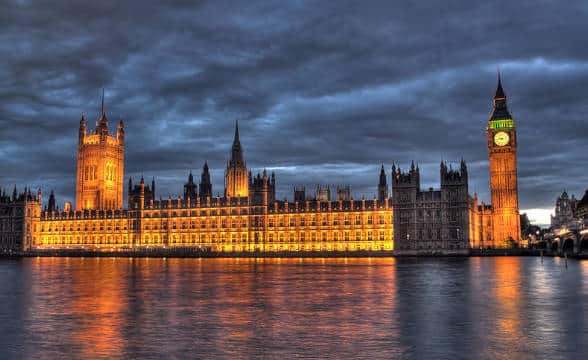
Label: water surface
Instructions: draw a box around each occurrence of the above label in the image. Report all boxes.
[0,257,586,359]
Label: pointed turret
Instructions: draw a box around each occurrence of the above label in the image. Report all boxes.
[199,161,212,199]
[184,170,197,200]
[230,120,244,166]
[117,117,125,144]
[48,190,56,212]
[79,112,87,144]
[96,89,109,136]
[490,72,512,120]
[495,72,505,99]
[378,164,388,201]
[225,120,249,197]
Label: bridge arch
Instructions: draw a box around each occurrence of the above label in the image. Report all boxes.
[551,240,559,252]
[580,238,588,252]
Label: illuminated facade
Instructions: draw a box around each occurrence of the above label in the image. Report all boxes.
[0,78,524,254]
[487,76,521,245]
[28,119,393,253]
[76,95,125,210]
[225,122,249,198]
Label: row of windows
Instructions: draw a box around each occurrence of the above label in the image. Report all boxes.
[40,231,390,245]
[41,214,391,232]
[83,165,98,181]
[82,163,118,182]
[267,215,388,227]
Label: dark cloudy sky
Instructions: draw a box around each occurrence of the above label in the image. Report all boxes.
[1,0,587,224]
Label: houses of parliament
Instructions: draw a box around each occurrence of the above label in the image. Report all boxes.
[0,78,521,254]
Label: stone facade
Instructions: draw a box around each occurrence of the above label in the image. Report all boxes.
[391,161,470,254]
[0,188,41,253]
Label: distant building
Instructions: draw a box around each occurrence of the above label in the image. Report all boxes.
[550,190,577,228]
[576,190,588,220]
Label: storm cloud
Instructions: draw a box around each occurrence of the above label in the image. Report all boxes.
[1,0,587,224]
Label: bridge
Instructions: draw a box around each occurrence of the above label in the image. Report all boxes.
[544,219,588,256]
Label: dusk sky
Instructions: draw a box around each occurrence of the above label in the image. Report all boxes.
[1,0,587,225]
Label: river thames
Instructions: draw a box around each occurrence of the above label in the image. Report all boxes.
[0,257,586,359]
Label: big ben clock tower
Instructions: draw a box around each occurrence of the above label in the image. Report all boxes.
[487,75,521,246]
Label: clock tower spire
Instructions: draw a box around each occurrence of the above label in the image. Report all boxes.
[487,74,521,247]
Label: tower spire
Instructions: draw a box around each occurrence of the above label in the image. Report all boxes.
[491,73,511,120]
[230,120,244,165]
[234,120,240,144]
[101,88,105,117]
[495,70,505,99]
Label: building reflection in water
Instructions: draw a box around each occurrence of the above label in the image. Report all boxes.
[492,257,523,348]
[25,257,127,358]
[10,257,587,358]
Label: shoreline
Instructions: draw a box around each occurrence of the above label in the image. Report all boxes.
[2,248,585,259]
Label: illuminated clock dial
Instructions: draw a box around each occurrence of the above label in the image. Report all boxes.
[493,131,510,146]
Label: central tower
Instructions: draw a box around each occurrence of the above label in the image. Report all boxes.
[225,121,249,197]
[487,75,521,246]
[75,93,125,210]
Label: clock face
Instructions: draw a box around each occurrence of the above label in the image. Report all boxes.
[494,131,510,146]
